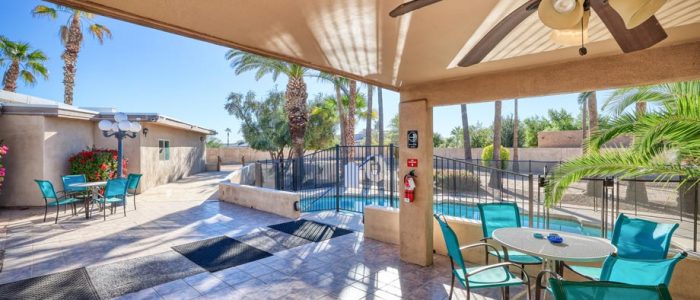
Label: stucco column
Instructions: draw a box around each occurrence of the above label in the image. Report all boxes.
[398,99,434,266]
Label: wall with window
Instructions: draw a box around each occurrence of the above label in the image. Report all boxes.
[138,123,206,192]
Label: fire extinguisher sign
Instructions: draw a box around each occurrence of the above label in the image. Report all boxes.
[407,159,418,167]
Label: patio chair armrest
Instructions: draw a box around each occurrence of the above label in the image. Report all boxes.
[467,262,530,283]
[535,270,562,292]
[459,242,503,262]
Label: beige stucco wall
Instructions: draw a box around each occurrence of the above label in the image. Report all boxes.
[206,147,273,164]
[44,118,95,192]
[138,123,206,192]
[0,115,46,206]
[538,130,632,148]
[433,147,583,162]
[218,182,300,219]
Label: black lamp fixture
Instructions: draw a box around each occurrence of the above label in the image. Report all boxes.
[98,113,140,178]
[142,127,149,137]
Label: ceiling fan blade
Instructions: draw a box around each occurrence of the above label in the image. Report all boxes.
[389,0,442,17]
[590,0,667,53]
[458,0,541,67]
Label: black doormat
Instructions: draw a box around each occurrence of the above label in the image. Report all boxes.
[172,236,272,272]
[86,250,206,299]
[0,268,100,300]
[268,219,353,242]
[0,250,4,272]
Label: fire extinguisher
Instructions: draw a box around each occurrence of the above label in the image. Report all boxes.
[404,170,416,203]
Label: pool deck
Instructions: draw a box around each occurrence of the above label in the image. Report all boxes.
[0,171,520,300]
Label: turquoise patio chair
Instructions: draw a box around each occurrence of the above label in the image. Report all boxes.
[61,174,91,202]
[477,203,542,271]
[34,180,82,224]
[565,213,679,280]
[435,214,531,300]
[126,173,142,210]
[97,178,129,220]
[537,253,685,300]
[548,276,672,300]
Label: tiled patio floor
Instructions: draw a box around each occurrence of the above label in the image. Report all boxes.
[0,171,524,299]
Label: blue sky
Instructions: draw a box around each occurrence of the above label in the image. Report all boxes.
[1,0,612,143]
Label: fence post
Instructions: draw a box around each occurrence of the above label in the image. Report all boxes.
[528,173,534,228]
[254,162,263,187]
[335,144,340,212]
[389,144,395,208]
[694,182,698,252]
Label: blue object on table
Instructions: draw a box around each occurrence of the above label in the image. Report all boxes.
[534,233,544,239]
[547,234,563,244]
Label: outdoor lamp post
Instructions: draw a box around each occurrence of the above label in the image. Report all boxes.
[98,112,141,178]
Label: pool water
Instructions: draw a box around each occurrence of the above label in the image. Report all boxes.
[302,196,609,238]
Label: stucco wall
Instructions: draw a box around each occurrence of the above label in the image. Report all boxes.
[433,147,582,162]
[138,123,206,191]
[218,182,300,219]
[0,115,46,206]
[538,130,632,148]
[44,118,95,192]
[206,147,272,164]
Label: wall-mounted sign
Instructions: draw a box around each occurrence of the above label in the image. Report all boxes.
[407,158,418,167]
[407,130,418,148]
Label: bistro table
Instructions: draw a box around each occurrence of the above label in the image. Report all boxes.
[492,227,616,299]
[68,181,107,219]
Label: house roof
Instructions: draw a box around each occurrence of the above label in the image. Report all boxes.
[0,90,215,135]
[46,0,700,102]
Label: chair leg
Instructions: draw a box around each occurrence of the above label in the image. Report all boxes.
[449,273,455,300]
[43,205,48,222]
[55,205,60,224]
[133,194,136,210]
[123,201,126,216]
[103,202,106,221]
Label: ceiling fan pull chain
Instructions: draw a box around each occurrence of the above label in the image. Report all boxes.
[579,16,588,56]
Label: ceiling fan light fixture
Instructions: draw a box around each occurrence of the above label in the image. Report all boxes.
[550,10,590,46]
[552,0,577,13]
[539,0,584,29]
[608,0,667,29]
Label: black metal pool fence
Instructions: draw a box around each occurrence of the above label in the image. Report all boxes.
[248,145,699,252]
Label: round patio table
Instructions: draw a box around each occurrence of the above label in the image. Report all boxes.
[69,181,106,219]
[492,227,616,298]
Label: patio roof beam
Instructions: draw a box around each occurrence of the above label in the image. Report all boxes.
[401,40,700,107]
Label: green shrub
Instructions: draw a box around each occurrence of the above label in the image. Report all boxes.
[481,144,509,169]
[68,149,127,181]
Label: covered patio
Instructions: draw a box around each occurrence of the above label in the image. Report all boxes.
[3,0,700,299]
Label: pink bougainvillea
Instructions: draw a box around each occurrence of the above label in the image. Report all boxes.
[0,143,7,193]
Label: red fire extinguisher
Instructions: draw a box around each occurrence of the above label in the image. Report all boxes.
[404,170,416,203]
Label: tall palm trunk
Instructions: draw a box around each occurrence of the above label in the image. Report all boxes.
[334,77,347,146]
[345,80,357,159]
[62,15,82,105]
[588,91,598,135]
[378,88,384,147]
[581,99,588,145]
[460,104,472,160]
[489,101,503,188]
[2,61,20,92]
[512,99,519,172]
[636,101,647,117]
[284,76,308,159]
[365,85,373,146]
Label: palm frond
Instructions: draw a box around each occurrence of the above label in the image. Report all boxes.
[586,113,636,152]
[59,25,69,45]
[19,70,37,86]
[31,5,58,19]
[88,24,112,44]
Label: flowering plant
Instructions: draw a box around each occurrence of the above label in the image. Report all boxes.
[68,148,127,181]
[0,142,7,193]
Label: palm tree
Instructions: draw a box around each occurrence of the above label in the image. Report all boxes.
[32,5,111,105]
[224,128,231,146]
[489,100,503,188]
[1,38,48,92]
[226,50,309,159]
[460,104,472,160]
[365,85,373,146]
[545,80,700,207]
[602,83,687,117]
[578,91,598,148]
[577,93,589,144]
[317,72,348,145]
[378,88,384,147]
[512,99,519,172]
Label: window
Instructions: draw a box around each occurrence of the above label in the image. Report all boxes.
[159,139,170,160]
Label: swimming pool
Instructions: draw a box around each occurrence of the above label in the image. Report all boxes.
[301,196,609,237]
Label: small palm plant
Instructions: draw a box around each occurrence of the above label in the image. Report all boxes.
[545,80,700,207]
[1,37,49,92]
[32,4,112,105]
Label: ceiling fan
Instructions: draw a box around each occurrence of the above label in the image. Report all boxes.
[390,0,668,67]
